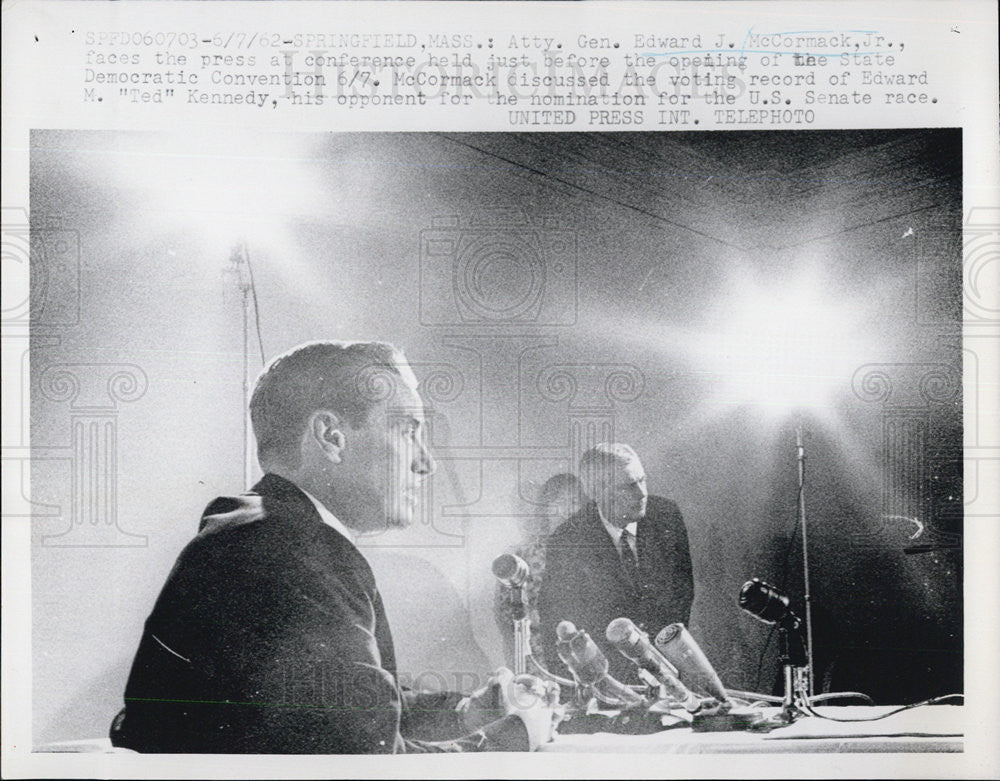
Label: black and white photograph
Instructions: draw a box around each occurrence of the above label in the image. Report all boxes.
[3,1,999,777]
[22,128,968,757]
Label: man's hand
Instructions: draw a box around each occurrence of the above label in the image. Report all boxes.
[505,672,563,750]
[457,667,563,750]
[456,667,509,732]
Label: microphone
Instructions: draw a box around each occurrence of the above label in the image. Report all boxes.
[738,578,799,626]
[653,623,730,704]
[492,554,532,672]
[492,553,530,588]
[488,555,577,689]
[606,618,701,711]
[738,579,807,668]
[555,621,645,707]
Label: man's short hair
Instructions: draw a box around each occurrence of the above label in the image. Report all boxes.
[578,443,639,498]
[250,340,409,467]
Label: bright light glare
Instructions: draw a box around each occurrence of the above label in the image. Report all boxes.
[684,270,869,413]
[105,130,325,256]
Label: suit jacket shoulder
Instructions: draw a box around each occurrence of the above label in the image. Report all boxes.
[546,505,602,546]
[115,473,527,754]
[645,494,683,522]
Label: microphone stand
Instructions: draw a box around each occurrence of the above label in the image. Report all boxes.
[777,615,811,725]
[509,585,529,676]
[796,425,815,698]
[744,613,811,731]
[493,555,578,694]
[225,241,255,491]
[501,581,576,688]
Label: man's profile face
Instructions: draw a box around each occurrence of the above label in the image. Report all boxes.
[335,365,435,533]
[594,457,648,528]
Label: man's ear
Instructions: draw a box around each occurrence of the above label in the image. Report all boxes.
[309,410,346,464]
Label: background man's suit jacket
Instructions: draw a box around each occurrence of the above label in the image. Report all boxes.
[112,473,526,753]
[537,496,694,684]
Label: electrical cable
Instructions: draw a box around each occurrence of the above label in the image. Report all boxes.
[526,655,575,688]
[801,693,962,723]
[730,689,874,708]
[810,691,874,706]
[727,688,783,705]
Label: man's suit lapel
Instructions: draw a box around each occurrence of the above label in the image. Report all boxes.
[251,473,399,678]
[636,513,653,575]
[636,506,672,578]
[371,589,398,678]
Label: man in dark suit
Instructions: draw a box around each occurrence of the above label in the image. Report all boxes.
[112,340,559,753]
[537,443,694,684]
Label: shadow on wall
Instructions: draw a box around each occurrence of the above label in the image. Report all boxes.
[35,658,133,746]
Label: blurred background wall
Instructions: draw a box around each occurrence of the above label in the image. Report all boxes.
[28,129,962,742]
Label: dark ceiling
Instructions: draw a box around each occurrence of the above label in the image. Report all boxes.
[438,130,961,252]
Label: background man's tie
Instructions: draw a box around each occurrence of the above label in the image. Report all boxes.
[619,528,639,593]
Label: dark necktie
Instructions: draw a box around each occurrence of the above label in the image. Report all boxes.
[620,529,639,592]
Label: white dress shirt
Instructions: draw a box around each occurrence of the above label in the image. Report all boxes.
[600,513,638,560]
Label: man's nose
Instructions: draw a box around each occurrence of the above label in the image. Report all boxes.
[412,437,436,477]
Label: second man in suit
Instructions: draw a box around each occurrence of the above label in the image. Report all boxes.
[112,340,561,753]
[537,443,694,684]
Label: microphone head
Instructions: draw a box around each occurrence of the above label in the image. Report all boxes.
[738,578,792,624]
[656,623,682,644]
[606,618,656,668]
[562,626,609,685]
[654,622,729,703]
[555,620,578,642]
[605,617,637,646]
[492,553,529,588]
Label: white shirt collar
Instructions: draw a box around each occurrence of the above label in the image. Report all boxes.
[598,511,638,553]
[300,488,356,543]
